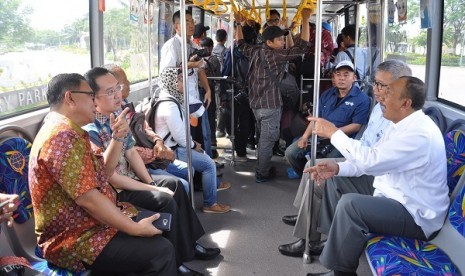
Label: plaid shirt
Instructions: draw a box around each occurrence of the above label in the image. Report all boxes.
[238,38,309,109]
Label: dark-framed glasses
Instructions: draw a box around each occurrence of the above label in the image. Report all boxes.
[70,90,95,101]
[371,80,389,91]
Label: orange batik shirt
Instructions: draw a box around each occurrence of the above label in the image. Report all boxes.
[29,112,137,272]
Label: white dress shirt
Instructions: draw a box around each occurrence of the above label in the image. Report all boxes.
[159,34,204,117]
[332,110,449,238]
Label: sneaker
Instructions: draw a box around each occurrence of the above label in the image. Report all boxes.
[215,161,225,169]
[202,203,231,214]
[287,167,300,179]
[224,155,249,162]
[216,130,226,138]
[217,182,231,191]
[255,167,277,183]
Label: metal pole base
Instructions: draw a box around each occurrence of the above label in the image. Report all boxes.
[303,253,312,264]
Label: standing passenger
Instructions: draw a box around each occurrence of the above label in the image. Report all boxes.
[160,10,213,157]
[235,9,312,183]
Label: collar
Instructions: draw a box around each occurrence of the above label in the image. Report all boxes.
[48,111,88,136]
[95,111,109,126]
[392,109,423,130]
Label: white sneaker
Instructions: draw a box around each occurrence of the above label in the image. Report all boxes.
[224,155,249,162]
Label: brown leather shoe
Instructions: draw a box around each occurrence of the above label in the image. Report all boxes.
[202,203,231,214]
[217,182,231,191]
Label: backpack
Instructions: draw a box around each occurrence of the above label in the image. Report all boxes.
[145,96,183,143]
[259,50,300,110]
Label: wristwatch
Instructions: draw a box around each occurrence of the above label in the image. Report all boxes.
[112,134,126,143]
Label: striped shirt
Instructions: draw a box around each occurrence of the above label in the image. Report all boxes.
[238,38,309,109]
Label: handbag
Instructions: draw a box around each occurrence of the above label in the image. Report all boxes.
[129,112,171,170]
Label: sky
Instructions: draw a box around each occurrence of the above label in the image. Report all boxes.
[20,0,123,31]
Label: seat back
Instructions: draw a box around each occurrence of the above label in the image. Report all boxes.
[446,118,465,134]
[423,106,447,134]
[444,129,465,195]
[0,136,42,263]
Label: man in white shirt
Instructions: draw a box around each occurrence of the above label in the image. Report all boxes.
[278,60,412,258]
[159,10,213,156]
[305,76,449,276]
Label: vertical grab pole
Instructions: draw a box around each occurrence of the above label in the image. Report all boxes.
[303,0,323,264]
[229,13,236,165]
[179,4,195,208]
[147,0,152,95]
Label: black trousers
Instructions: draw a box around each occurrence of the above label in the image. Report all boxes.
[224,102,252,157]
[88,214,177,276]
[118,175,205,266]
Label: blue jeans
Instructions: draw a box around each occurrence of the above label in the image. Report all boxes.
[285,137,309,175]
[175,147,217,207]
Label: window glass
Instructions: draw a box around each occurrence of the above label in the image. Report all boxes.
[0,0,91,119]
[384,0,425,81]
[438,0,465,107]
[104,1,149,84]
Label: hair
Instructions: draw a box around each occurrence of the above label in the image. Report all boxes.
[376,60,412,80]
[103,63,120,72]
[341,24,356,41]
[242,25,257,44]
[84,67,114,93]
[172,10,192,24]
[398,76,426,111]
[336,33,344,48]
[253,22,261,34]
[215,29,227,42]
[47,73,86,107]
[269,9,280,18]
[200,37,214,48]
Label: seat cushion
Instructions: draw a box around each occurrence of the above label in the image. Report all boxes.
[0,137,33,224]
[366,235,458,275]
[32,261,90,276]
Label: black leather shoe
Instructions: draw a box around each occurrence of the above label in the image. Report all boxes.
[278,239,305,257]
[309,240,326,255]
[273,147,285,157]
[194,243,221,260]
[178,264,204,276]
[282,214,298,226]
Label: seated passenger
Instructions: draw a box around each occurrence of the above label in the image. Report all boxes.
[279,60,412,258]
[104,64,191,193]
[285,60,370,176]
[306,76,449,276]
[29,73,176,275]
[83,67,218,275]
[152,67,231,214]
[0,193,19,225]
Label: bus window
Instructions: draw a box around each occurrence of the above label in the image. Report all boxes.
[0,0,90,120]
[384,0,425,82]
[104,1,151,84]
[439,0,465,108]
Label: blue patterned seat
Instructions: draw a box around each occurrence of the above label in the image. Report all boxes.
[365,130,465,275]
[0,136,89,276]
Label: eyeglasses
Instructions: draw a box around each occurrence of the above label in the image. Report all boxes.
[70,90,95,101]
[372,80,389,91]
[267,18,280,24]
[97,84,124,97]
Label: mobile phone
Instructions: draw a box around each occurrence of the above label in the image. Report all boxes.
[0,200,10,209]
[153,212,172,231]
[122,102,135,113]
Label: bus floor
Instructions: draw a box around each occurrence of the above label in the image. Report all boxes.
[185,139,372,276]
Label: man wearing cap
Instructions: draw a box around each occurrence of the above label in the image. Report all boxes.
[233,8,311,183]
[285,60,370,177]
[193,23,209,46]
